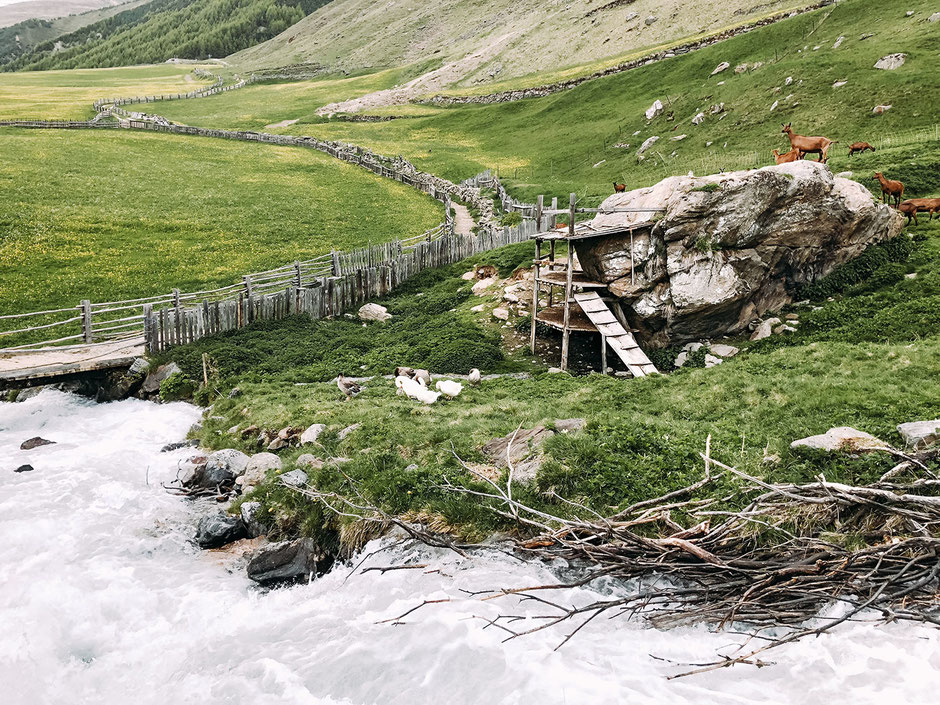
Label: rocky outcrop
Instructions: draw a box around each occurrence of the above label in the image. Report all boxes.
[574,162,903,347]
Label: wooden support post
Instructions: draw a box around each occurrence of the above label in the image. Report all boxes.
[535,195,543,233]
[530,237,541,354]
[560,193,576,371]
[81,299,93,343]
[143,304,153,353]
[601,334,608,374]
[294,261,303,288]
[551,197,558,230]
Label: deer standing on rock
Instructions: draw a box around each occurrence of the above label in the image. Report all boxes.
[873,172,904,208]
[781,123,836,163]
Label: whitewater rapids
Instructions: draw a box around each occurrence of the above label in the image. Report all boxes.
[1,390,938,704]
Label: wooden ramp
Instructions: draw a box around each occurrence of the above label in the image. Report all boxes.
[573,292,658,377]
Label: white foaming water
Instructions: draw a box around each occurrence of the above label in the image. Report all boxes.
[1,390,938,704]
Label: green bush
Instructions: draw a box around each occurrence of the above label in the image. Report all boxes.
[159,372,195,401]
[500,211,523,227]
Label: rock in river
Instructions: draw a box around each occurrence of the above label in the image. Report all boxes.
[247,538,332,585]
[196,513,248,549]
[20,437,55,450]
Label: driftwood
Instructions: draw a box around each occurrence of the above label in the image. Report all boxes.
[289,437,940,677]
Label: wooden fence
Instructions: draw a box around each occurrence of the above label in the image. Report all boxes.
[91,74,252,111]
[0,217,537,355]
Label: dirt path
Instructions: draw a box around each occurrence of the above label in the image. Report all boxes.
[453,203,475,236]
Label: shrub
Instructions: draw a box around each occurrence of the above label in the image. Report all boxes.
[159,372,195,401]
[500,211,523,227]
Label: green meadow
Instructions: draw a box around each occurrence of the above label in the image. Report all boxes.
[0,128,442,314]
[0,64,219,120]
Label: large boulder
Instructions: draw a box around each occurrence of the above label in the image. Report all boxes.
[575,162,902,346]
[246,538,332,585]
[140,362,181,395]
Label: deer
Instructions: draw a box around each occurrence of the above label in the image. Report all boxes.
[613,182,627,193]
[848,141,876,156]
[781,123,836,163]
[898,198,940,225]
[772,147,803,164]
[873,172,904,208]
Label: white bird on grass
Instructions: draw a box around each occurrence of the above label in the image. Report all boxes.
[396,376,440,404]
[435,379,463,399]
[413,369,432,387]
[468,369,481,386]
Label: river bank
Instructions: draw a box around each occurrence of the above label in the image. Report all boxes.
[2,389,939,703]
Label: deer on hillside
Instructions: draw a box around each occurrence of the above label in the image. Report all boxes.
[873,172,904,208]
[772,147,803,164]
[781,123,836,163]
[898,198,940,225]
[848,141,876,156]
[613,182,627,193]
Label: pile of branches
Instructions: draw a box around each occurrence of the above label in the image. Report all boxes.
[291,437,940,677]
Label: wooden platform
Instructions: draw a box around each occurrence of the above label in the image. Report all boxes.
[574,292,658,377]
[0,338,144,384]
[536,270,607,288]
[535,306,599,332]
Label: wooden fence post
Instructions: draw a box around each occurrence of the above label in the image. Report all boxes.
[294,261,303,288]
[80,300,93,343]
[243,275,253,296]
[536,194,544,233]
[143,304,153,353]
[331,250,341,276]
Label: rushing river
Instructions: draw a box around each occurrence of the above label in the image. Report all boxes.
[2,390,938,704]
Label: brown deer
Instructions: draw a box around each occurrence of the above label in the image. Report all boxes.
[781,123,836,163]
[848,141,876,156]
[899,198,940,225]
[613,182,627,193]
[772,147,803,164]
[873,172,904,208]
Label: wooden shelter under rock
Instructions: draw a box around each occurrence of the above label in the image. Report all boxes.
[529,193,660,377]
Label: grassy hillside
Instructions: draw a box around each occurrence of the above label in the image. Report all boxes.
[0,0,149,65]
[230,0,816,85]
[5,0,331,71]
[155,0,940,203]
[0,128,442,314]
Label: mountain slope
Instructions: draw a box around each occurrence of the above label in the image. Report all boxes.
[0,0,149,64]
[230,0,819,86]
[6,0,331,70]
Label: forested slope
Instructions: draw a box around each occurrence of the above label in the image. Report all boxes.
[5,0,330,70]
